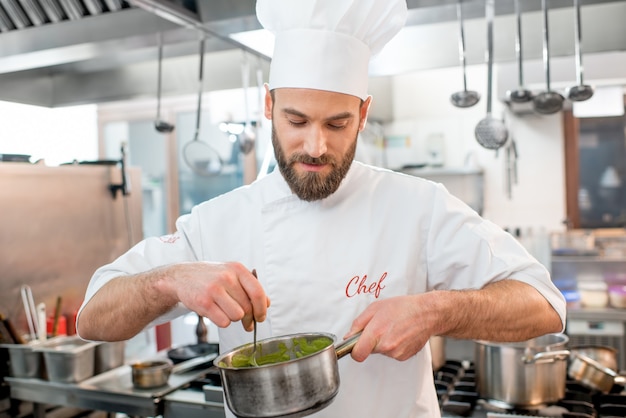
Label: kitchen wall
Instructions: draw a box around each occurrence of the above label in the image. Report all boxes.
[381,62,568,236]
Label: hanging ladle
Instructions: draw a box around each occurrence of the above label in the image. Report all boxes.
[450,0,480,108]
[474,0,508,150]
[533,0,565,115]
[154,32,175,133]
[239,54,256,155]
[506,0,533,103]
[565,0,594,102]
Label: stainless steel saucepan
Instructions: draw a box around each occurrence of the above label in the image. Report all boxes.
[569,353,626,393]
[214,332,359,418]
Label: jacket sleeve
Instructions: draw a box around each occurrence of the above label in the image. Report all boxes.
[78,210,204,330]
[425,183,566,331]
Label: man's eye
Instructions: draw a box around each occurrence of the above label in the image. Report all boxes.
[288,119,306,126]
[328,123,347,130]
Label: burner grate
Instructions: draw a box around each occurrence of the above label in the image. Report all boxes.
[435,359,626,418]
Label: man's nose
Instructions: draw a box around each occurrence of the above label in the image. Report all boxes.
[303,126,328,158]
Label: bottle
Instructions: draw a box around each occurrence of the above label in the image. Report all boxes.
[195,313,208,344]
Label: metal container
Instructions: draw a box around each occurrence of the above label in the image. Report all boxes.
[0,343,45,378]
[131,359,173,389]
[94,341,125,374]
[569,353,626,393]
[475,333,570,408]
[34,336,98,383]
[570,345,618,371]
[215,332,358,418]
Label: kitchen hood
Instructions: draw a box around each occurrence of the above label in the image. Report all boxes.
[0,0,624,107]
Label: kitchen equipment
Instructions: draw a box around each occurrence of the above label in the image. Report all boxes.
[132,352,219,389]
[474,0,508,150]
[506,0,533,103]
[533,0,564,114]
[570,345,618,371]
[51,295,62,337]
[154,32,175,133]
[438,352,626,417]
[568,353,626,393]
[239,54,256,154]
[565,0,594,102]
[34,335,98,383]
[450,0,480,108]
[0,342,46,378]
[182,37,223,177]
[167,342,219,364]
[215,332,359,418]
[475,333,570,408]
[0,153,30,162]
[250,269,259,367]
[196,313,208,343]
[36,302,46,341]
[131,359,174,389]
[20,285,39,342]
[94,341,126,374]
[0,313,25,344]
[502,115,518,199]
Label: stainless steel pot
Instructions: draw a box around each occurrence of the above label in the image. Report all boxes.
[475,333,570,408]
[570,345,618,371]
[131,359,173,389]
[214,332,358,418]
[569,353,626,393]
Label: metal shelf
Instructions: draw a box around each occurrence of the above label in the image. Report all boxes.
[552,256,626,263]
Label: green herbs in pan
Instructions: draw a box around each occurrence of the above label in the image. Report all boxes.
[221,336,333,368]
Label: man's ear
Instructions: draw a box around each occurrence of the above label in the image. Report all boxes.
[358,95,373,131]
[264,83,273,120]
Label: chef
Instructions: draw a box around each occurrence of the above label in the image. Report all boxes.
[77,0,566,416]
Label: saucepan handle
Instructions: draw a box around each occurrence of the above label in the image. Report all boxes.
[335,332,361,360]
[523,350,570,364]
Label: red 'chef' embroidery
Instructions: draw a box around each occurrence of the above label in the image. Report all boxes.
[345,272,387,298]
[159,235,180,244]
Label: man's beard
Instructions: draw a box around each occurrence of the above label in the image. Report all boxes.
[272,125,357,201]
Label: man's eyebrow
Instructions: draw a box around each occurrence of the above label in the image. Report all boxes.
[282,107,354,122]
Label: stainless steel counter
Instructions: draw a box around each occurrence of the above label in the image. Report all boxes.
[6,356,222,418]
[163,388,225,418]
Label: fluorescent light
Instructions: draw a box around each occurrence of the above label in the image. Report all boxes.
[229,29,275,59]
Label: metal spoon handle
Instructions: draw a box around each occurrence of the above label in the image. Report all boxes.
[541,0,551,92]
[456,0,468,91]
[485,0,495,115]
[194,37,205,142]
[514,0,524,88]
[251,269,258,366]
[573,0,584,85]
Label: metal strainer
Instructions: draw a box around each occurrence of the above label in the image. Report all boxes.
[475,0,508,150]
[183,37,223,176]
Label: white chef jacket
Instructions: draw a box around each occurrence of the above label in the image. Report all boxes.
[79,161,566,418]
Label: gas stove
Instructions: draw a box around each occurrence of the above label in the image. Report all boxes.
[436,359,626,418]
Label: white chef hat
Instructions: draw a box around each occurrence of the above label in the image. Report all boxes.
[256,0,407,100]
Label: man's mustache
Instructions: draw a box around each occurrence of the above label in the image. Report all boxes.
[290,154,333,165]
